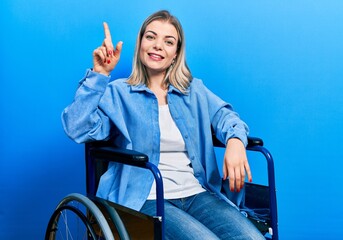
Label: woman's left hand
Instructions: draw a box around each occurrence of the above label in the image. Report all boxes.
[223,138,252,192]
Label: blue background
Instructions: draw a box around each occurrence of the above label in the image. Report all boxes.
[1,0,342,239]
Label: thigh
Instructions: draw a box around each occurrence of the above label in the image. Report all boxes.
[187,191,265,240]
[141,199,220,240]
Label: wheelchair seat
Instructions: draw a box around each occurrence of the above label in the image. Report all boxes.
[45,136,278,240]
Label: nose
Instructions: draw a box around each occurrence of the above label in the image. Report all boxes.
[153,38,163,50]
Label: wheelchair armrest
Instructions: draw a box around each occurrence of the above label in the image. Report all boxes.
[87,144,165,223]
[247,136,264,147]
[212,136,264,148]
[89,146,148,168]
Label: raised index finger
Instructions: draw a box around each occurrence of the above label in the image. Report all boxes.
[103,22,112,41]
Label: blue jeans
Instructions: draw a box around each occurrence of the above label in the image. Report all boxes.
[140,191,265,240]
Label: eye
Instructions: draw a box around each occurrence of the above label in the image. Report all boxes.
[165,40,175,46]
[145,34,155,40]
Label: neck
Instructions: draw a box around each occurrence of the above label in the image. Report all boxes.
[147,71,167,90]
[147,71,168,105]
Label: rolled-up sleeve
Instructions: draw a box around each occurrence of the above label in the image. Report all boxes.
[202,81,249,147]
[61,69,112,143]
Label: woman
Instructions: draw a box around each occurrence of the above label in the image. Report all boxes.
[62,10,264,239]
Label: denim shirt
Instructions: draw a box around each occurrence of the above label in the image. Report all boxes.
[62,69,249,211]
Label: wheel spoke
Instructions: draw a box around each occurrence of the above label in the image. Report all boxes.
[45,193,114,240]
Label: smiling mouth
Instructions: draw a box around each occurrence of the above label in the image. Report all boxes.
[148,53,165,60]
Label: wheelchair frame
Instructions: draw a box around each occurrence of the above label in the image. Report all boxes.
[46,136,278,240]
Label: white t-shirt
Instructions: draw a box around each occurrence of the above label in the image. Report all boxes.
[148,105,205,200]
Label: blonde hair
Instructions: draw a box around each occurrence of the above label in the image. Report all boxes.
[127,10,192,93]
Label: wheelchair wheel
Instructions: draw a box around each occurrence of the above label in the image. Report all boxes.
[45,193,114,240]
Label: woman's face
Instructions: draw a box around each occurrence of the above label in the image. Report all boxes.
[139,20,178,77]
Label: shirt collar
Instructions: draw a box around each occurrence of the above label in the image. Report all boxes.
[130,83,183,94]
[168,84,183,94]
[130,84,150,92]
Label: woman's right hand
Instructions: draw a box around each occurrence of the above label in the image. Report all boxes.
[93,22,123,76]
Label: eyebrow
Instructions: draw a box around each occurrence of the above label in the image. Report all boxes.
[145,30,177,41]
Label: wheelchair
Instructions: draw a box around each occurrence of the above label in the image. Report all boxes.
[45,135,278,240]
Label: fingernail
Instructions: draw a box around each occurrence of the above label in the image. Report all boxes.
[107,59,111,64]
[108,50,112,56]
[104,59,107,63]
